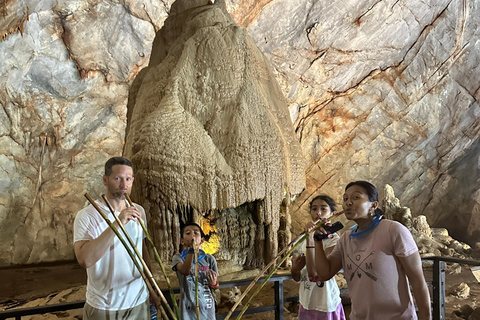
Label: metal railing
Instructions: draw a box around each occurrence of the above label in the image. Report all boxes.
[0,256,478,320]
[422,256,480,320]
[0,274,296,320]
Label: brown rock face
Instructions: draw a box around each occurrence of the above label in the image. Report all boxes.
[123,0,305,265]
[1,0,479,266]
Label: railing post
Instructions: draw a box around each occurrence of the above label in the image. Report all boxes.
[163,290,175,320]
[274,279,284,320]
[432,259,446,320]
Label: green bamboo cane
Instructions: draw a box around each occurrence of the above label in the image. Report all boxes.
[235,232,309,319]
[224,210,345,320]
[101,195,177,320]
[125,195,180,319]
[84,193,172,320]
[194,239,201,320]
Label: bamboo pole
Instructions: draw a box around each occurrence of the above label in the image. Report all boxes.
[125,194,180,319]
[83,193,171,319]
[100,195,177,320]
[194,239,201,320]
[224,210,345,320]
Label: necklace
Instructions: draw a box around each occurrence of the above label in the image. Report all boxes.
[349,215,382,238]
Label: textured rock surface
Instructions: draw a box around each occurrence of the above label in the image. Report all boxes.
[272,0,480,246]
[382,184,472,263]
[0,0,158,266]
[123,0,305,264]
[1,0,480,266]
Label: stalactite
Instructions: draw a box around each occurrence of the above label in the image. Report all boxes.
[123,0,304,266]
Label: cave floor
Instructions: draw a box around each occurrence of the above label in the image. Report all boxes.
[0,261,479,319]
[0,261,87,304]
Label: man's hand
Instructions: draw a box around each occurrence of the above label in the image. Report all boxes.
[117,206,141,225]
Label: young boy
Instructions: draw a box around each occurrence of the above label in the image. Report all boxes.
[172,222,219,319]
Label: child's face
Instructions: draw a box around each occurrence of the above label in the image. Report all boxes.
[181,225,204,247]
[310,199,332,221]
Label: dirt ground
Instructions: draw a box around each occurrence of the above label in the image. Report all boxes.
[0,261,479,319]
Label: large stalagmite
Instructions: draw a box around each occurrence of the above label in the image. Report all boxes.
[123,0,305,266]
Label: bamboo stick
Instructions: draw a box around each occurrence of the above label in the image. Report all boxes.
[125,194,180,319]
[194,239,201,320]
[100,195,177,320]
[224,210,345,320]
[84,193,171,319]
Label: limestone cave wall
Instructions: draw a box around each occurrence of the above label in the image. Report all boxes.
[0,0,479,266]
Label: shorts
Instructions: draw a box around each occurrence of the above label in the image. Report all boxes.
[83,299,149,320]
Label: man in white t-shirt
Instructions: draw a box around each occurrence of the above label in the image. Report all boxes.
[74,157,149,319]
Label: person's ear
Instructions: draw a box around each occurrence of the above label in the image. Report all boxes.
[180,238,185,246]
[370,201,379,211]
[200,238,205,244]
[102,175,108,187]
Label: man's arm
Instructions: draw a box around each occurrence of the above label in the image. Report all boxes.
[74,229,116,268]
[74,206,141,268]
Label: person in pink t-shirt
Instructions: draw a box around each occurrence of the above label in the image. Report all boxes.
[313,181,431,320]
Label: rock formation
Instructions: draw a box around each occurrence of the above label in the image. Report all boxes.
[0,0,159,266]
[382,184,473,261]
[1,0,479,266]
[268,0,480,246]
[292,183,475,262]
[123,0,305,266]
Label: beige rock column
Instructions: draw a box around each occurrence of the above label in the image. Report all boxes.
[123,0,305,266]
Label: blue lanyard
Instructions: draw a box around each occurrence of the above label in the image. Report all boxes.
[349,215,382,238]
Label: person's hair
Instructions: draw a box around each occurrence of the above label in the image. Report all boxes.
[104,157,133,176]
[181,222,206,239]
[309,194,337,212]
[345,180,383,217]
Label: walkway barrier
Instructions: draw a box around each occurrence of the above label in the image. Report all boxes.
[0,256,478,320]
[422,256,480,320]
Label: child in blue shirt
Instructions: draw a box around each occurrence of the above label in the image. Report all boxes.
[172,222,219,319]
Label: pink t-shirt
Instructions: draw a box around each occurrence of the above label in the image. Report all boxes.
[330,219,419,320]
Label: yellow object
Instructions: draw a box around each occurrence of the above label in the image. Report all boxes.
[200,219,220,255]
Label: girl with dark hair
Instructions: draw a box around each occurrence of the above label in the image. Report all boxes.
[313,181,431,320]
[291,195,346,320]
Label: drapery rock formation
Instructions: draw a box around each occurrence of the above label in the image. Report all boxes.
[1,0,479,266]
[123,0,305,266]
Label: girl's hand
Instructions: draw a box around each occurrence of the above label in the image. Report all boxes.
[304,221,316,233]
[313,219,332,239]
[291,254,306,273]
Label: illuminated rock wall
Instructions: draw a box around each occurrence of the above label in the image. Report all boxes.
[0,0,479,266]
